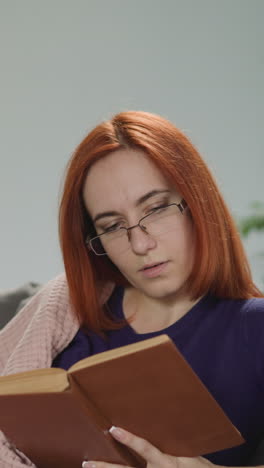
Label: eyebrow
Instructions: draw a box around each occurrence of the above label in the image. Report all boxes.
[93,189,171,224]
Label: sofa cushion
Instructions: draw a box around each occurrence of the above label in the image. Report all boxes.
[0,282,41,329]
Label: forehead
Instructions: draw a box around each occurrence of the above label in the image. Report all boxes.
[83,149,173,213]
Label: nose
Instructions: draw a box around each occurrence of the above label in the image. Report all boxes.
[127,224,157,255]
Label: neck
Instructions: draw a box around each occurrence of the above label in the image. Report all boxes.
[123,287,202,334]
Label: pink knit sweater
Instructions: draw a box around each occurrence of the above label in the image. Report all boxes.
[0,273,114,467]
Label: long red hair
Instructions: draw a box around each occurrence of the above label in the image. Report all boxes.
[59,111,263,332]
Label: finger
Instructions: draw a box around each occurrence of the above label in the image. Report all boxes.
[82,461,134,468]
[109,426,164,464]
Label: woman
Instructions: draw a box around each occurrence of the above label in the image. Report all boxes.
[0,111,263,468]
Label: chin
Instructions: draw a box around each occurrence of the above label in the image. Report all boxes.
[140,281,186,301]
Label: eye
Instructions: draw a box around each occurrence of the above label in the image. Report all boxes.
[148,203,169,214]
[102,222,123,233]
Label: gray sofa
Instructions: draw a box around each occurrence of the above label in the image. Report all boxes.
[0,282,41,329]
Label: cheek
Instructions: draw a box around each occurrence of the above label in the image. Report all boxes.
[164,220,195,265]
[165,217,194,247]
[182,226,196,270]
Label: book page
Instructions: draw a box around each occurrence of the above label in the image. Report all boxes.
[0,368,68,394]
[69,334,169,373]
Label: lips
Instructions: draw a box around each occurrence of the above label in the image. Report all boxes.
[139,261,168,279]
[140,262,164,271]
[139,261,169,278]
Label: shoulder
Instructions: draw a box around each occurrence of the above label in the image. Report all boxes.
[218,296,264,340]
[243,296,264,313]
[239,297,264,344]
[237,297,264,386]
[209,295,264,357]
[16,272,72,329]
[216,296,264,388]
[40,271,69,298]
[40,272,70,311]
[213,295,264,321]
[0,273,78,375]
[0,273,114,375]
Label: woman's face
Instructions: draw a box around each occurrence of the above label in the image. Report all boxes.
[83,149,195,302]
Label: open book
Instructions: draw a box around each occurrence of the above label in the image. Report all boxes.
[0,335,244,468]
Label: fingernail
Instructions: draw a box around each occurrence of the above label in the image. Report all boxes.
[109,425,126,441]
[82,462,96,468]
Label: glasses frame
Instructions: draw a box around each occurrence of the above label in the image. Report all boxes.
[85,198,188,256]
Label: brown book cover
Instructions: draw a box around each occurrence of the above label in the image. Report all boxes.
[0,335,244,468]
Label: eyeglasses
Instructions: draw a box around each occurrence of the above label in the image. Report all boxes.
[86,199,188,256]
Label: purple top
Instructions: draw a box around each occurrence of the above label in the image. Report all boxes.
[52,287,264,466]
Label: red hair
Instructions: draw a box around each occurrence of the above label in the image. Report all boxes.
[59,111,263,333]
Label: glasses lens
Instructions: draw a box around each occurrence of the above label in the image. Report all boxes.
[90,236,106,255]
[90,229,128,255]
[141,205,181,236]
[89,204,183,256]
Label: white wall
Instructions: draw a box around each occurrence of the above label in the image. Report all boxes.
[0,0,263,289]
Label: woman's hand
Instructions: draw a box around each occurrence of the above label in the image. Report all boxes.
[82,426,216,468]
